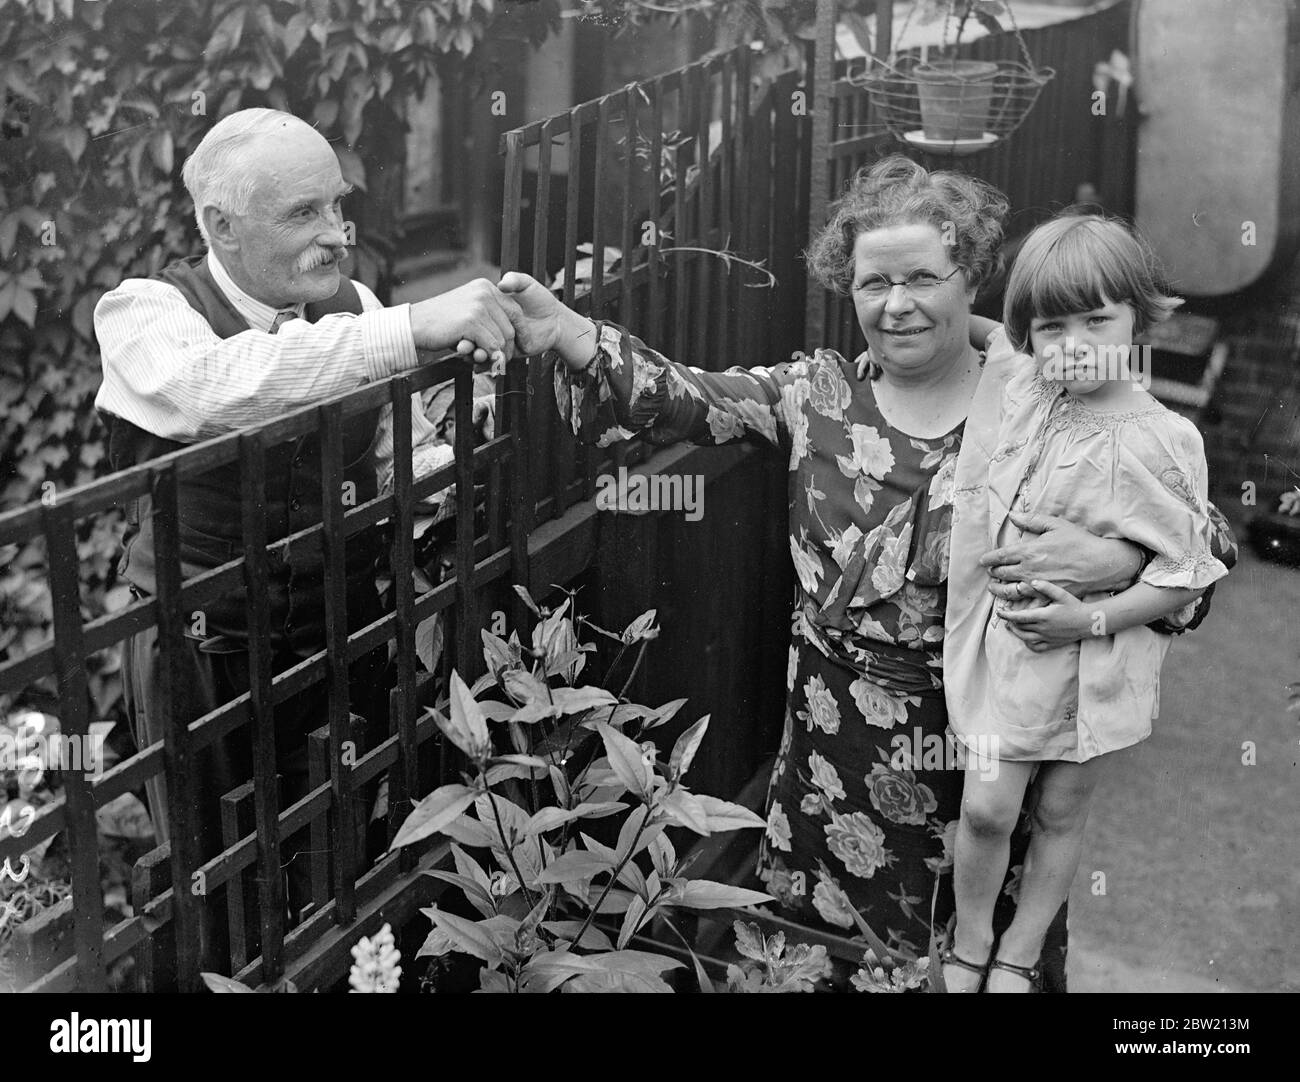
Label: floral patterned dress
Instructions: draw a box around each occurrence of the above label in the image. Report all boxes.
[555,321,1234,991]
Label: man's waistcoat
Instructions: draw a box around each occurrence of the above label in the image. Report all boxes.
[100,255,384,656]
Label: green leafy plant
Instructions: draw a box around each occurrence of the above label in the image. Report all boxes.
[566,0,865,47]
[725,919,830,992]
[912,0,1006,45]
[198,587,951,994]
[200,971,297,993]
[392,586,774,993]
[850,947,932,992]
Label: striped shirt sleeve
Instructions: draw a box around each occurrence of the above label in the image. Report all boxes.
[355,281,445,495]
[93,276,418,442]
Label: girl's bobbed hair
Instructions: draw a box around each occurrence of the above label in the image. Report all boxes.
[1003,213,1182,351]
[805,155,1010,296]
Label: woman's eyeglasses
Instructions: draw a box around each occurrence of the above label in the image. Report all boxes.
[853,266,963,300]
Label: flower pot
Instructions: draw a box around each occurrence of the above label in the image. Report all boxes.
[912,60,999,141]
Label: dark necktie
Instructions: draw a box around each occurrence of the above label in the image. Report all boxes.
[269,310,299,334]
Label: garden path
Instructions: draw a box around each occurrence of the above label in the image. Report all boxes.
[1068,541,1299,993]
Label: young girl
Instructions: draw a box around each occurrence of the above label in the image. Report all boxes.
[940,214,1230,992]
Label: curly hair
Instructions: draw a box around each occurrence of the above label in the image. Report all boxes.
[805,155,1010,296]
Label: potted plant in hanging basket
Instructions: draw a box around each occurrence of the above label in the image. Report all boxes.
[912,56,1000,141]
[911,1,1004,141]
[852,0,1054,156]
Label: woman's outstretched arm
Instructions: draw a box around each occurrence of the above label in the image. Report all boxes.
[497,271,806,452]
[497,271,601,372]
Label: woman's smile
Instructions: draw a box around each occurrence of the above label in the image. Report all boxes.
[851,223,975,377]
[880,324,931,340]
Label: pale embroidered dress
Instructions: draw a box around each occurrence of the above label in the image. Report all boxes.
[944,330,1229,762]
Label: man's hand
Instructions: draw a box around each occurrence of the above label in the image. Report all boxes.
[498,271,598,369]
[981,510,1142,603]
[998,580,1094,652]
[409,278,522,365]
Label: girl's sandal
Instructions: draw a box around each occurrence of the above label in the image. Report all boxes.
[939,947,991,993]
[987,957,1042,993]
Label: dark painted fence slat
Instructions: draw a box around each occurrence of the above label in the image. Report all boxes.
[555,109,583,518]
[151,463,206,991]
[673,85,689,359]
[131,847,173,991]
[772,71,799,361]
[319,403,360,910]
[453,367,479,683]
[648,79,665,347]
[387,380,419,875]
[220,782,256,972]
[43,504,105,992]
[620,85,637,329]
[501,130,524,274]
[237,436,286,980]
[720,52,736,372]
[533,123,554,281]
[507,355,532,631]
[591,96,610,317]
[694,63,713,367]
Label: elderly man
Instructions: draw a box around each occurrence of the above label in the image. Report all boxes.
[94,108,519,920]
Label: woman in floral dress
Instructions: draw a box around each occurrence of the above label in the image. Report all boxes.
[498,156,1237,991]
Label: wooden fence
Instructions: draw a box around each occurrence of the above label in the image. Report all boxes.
[0,348,538,991]
[498,42,812,525]
[0,42,815,993]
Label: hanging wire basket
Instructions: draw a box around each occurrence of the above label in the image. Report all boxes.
[849,1,1055,158]
[850,52,1054,157]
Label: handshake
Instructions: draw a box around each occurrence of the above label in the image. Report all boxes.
[408,271,597,372]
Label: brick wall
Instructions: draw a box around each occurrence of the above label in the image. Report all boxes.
[1203,315,1300,521]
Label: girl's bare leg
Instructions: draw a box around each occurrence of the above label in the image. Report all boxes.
[947,754,1035,991]
[987,756,1106,992]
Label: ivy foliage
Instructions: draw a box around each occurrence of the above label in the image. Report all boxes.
[0,0,558,715]
[567,0,874,46]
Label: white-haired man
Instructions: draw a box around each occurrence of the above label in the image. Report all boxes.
[93,109,519,924]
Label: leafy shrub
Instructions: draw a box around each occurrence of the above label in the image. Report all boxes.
[394,586,776,992]
[725,919,831,992]
[200,590,947,993]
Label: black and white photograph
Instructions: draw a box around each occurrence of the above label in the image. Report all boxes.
[0,0,1293,1039]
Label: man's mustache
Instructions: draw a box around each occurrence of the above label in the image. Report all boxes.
[296,246,349,273]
